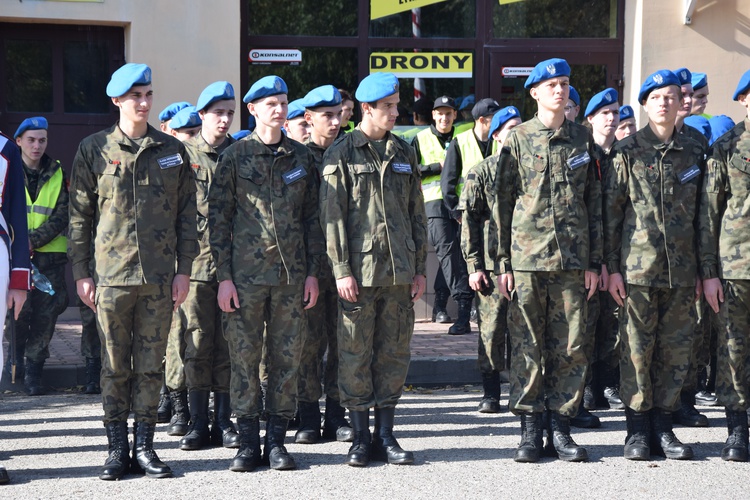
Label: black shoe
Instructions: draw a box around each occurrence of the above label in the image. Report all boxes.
[156,382,171,423]
[99,421,130,481]
[673,391,709,427]
[623,407,650,461]
[371,407,413,465]
[24,359,45,396]
[583,385,596,411]
[651,409,694,460]
[84,357,102,395]
[131,422,173,478]
[322,397,354,442]
[180,390,212,450]
[478,398,502,413]
[432,290,450,323]
[570,401,601,429]
[211,392,240,448]
[433,310,452,323]
[514,413,543,463]
[722,410,749,462]
[230,417,261,472]
[263,416,296,470]
[695,390,719,407]
[603,386,625,409]
[346,410,371,467]
[448,299,472,335]
[295,401,322,444]
[545,412,588,462]
[478,371,502,413]
[167,390,189,436]
[0,466,8,485]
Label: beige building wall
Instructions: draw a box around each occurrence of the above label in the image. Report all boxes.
[1,0,243,131]
[624,0,750,125]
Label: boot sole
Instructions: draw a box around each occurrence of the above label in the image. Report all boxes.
[145,470,173,478]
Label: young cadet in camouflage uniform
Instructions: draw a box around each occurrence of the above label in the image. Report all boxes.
[3,117,68,396]
[174,81,239,452]
[319,72,428,468]
[565,86,581,123]
[495,58,602,463]
[604,70,703,461]
[209,75,322,473]
[294,85,354,445]
[158,101,190,134]
[616,105,637,141]
[699,69,750,462]
[68,63,198,480]
[458,106,521,414]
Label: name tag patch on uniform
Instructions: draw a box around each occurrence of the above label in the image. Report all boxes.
[392,162,412,174]
[567,152,590,170]
[679,165,701,184]
[282,165,307,185]
[157,154,183,169]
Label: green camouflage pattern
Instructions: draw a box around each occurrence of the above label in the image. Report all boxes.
[79,299,101,359]
[475,274,507,374]
[591,291,620,370]
[715,279,750,411]
[298,280,339,402]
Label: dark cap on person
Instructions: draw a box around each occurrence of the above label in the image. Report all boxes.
[196,81,235,112]
[14,116,48,139]
[732,69,750,101]
[524,58,571,89]
[159,101,191,122]
[355,72,399,103]
[303,85,342,109]
[243,75,288,103]
[638,70,680,103]
[471,98,501,120]
[433,95,457,110]
[584,88,619,118]
[106,63,152,98]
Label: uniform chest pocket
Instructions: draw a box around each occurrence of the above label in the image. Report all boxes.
[520,154,547,192]
[237,163,267,189]
[92,160,120,199]
[729,154,750,193]
[633,161,660,183]
[631,161,659,204]
[350,163,375,198]
[193,166,210,201]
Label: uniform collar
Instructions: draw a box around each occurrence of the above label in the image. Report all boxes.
[111,122,163,149]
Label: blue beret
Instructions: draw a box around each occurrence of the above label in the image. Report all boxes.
[488,106,521,138]
[691,72,708,91]
[584,88,619,117]
[568,86,580,106]
[674,67,692,86]
[355,73,399,103]
[243,75,288,103]
[158,101,191,122]
[14,116,48,139]
[231,130,251,141]
[708,115,736,145]
[619,105,635,121]
[459,95,475,111]
[169,106,202,130]
[732,69,750,101]
[524,58,571,89]
[683,115,711,141]
[286,99,306,120]
[638,70,680,103]
[303,85,342,109]
[196,81,235,112]
[106,63,152,98]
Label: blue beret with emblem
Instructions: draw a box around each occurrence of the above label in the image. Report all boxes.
[232,129,251,141]
[638,70,680,103]
[106,63,152,98]
[196,81,235,112]
[568,86,580,106]
[158,101,191,122]
[488,106,521,139]
[674,67,692,86]
[286,99,306,120]
[243,75,288,103]
[524,58,571,89]
[732,69,750,101]
[169,106,202,130]
[355,72,399,103]
[691,72,708,91]
[708,115,735,145]
[584,87,619,118]
[683,115,711,141]
[619,105,635,121]
[14,116,48,139]
[303,85,342,109]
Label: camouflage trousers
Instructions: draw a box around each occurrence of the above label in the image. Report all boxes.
[165,302,186,392]
[583,290,620,383]
[338,285,414,411]
[682,298,712,393]
[618,284,695,412]
[298,277,339,403]
[224,283,304,420]
[4,255,68,363]
[508,270,589,418]
[476,272,507,374]
[715,280,750,411]
[96,284,172,424]
[79,299,101,359]
[180,280,230,392]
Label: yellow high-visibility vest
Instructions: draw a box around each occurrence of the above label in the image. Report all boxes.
[25,163,67,253]
[416,128,449,203]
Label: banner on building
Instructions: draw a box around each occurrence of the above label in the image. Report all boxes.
[370,52,472,78]
[371,0,448,20]
[249,49,302,65]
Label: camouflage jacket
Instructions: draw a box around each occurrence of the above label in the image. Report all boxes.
[698,118,750,280]
[495,115,602,273]
[208,131,323,286]
[68,123,198,286]
[319,127,428,286]
[25,154,69,253]
[305,138,335,283]
[184,133,235,282]
[458,154,501,275]
[603,124,703,288]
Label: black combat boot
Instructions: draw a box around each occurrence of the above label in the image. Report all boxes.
[651,408,694,460]
[294,401,322,444]
[721,410,749,462]
[211,392,240,448]
[167,390,189,436]
[156,380,171,423]
[84,357,102,395]
[371,407,414,464]
[623,407,650,460]
[229,416,262,472]
[263,416,295,470]
[346,409,371,467]
[322,397,353,442]
[673,390,709,427]
[131,422,173,478]
[695,367,718,406]
[99,421,130,480]
[583,383,596,411]
[478,371,502,413]
[180,390,211,450]
[545,412,588,462]
[514,413,543,463]
[432,289,451,323]
[570,399,601,429]
[24,359,45,396]
[448,299,472,335]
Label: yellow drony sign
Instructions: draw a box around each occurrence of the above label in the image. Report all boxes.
[371,0,448,20]
[370,52,472,78]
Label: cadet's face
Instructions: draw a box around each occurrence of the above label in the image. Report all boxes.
[643,85,680,126]
[341,99,354,124]
[113,85,153,124]
[615,117,637,140]
[171,126,201,141]
[531,77,570,113]
[678,83,693,118]
[365,93,400,132]
[249,94,288,130]
[587,103,620,137]
[16,129,48,164]
[305,104,342,139]
[492,117,522,145]
[564,100,580,121]
[285,117,311,143]
[692,85,709,115]
[432,107,456,134]
[200,99,236,138]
